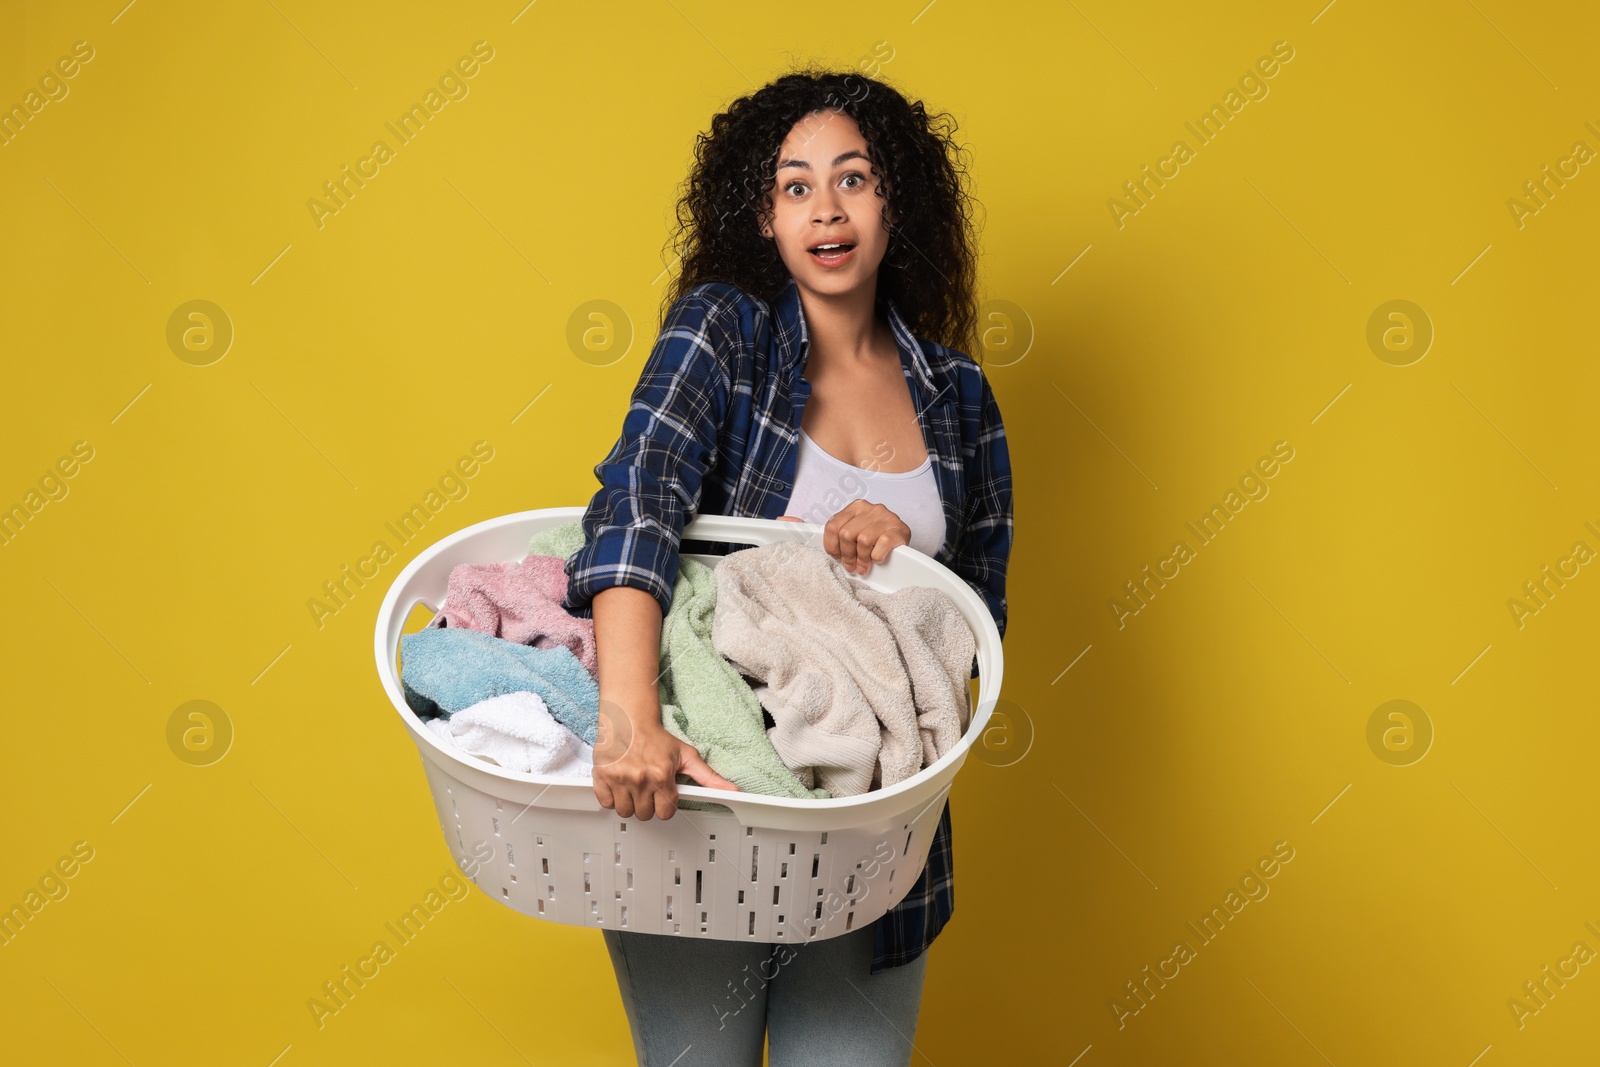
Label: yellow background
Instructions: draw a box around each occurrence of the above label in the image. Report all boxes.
[3,0,1597,1063]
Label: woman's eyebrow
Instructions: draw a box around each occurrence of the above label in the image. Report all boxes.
[776,149,870,172]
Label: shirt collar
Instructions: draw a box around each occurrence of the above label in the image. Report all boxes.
[773,274,938,397]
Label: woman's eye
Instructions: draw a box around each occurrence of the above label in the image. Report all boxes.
[786,182,807,197]
[842,173,863,188]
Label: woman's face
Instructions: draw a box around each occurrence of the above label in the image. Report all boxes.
[759,109,896,297]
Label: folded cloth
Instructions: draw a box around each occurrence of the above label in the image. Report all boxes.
[424,691,594,777]
[711,541,974,796]
[657,553,830,810]
[429,554,597,675]
[400,627,599,745]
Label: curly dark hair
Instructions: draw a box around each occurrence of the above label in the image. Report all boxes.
[662,66,982,362]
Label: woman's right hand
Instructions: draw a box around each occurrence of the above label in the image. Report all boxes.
[592,693,740,821]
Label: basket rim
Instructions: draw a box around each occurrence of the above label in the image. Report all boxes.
[373,506,1003,816]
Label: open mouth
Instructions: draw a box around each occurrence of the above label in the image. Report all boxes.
[807,242,855,264]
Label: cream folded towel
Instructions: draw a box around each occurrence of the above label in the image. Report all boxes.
[710,541,975,796]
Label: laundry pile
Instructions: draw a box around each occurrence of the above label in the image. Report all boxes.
[399,519,976,807]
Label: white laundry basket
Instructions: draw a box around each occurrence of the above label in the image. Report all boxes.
[374,507,1003,945]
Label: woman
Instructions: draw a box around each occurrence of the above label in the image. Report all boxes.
[559,67,1014,1067]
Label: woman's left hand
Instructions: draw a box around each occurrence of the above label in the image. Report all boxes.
[778,500,911,577]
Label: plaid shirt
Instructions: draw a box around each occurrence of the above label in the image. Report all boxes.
[562,273,1014,973]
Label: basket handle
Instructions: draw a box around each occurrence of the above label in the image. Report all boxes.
[404,595,440,626]
[654,778,956,832]
[680,512,828,548]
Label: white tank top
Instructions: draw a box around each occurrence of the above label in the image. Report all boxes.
[782,427,945,557]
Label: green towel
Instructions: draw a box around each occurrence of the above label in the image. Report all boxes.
[658,554,831,809]
[530,519,828,810]
[528,518,588,561]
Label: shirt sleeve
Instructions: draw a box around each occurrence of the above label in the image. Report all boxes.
[561,289,736,621]
[950,368,1014,679]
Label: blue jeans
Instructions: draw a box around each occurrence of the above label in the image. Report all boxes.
[602,924,930,1066]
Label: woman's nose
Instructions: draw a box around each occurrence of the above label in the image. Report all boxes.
[812,191,844,224]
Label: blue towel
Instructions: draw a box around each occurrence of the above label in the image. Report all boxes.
[400,627,599,745]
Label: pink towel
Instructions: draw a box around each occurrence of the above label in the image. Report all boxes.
[430,554,597,675]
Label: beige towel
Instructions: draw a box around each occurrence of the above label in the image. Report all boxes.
[710,541,975,796]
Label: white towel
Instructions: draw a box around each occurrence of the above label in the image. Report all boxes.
[425,691,595,777]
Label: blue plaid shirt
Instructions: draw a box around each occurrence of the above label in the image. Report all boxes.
[562,273,1014,973]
